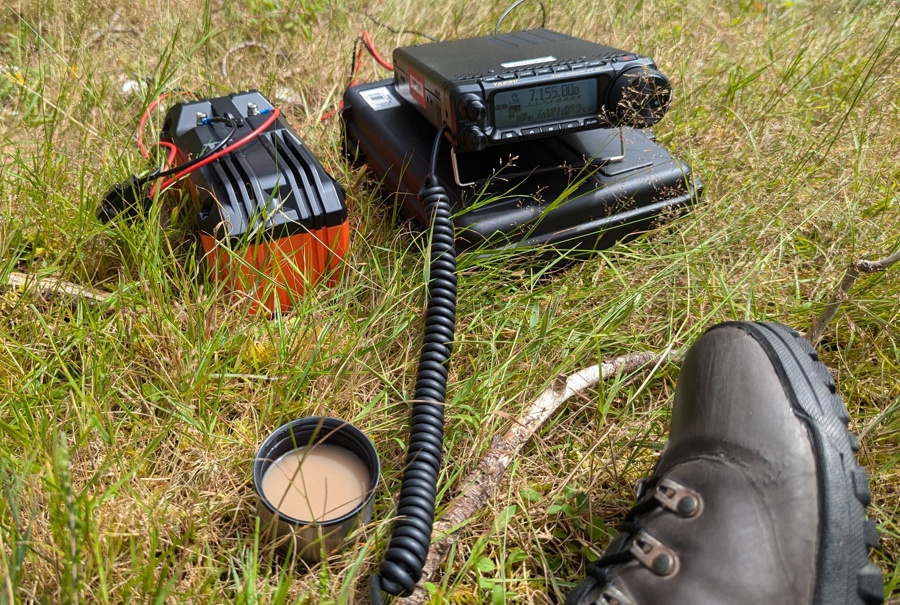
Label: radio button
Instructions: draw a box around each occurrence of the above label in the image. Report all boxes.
[536,67,552,75]
[498,73,517,80]
[500,131,519,140]
[461,126,488,151]
[516,70,535,78]
[552,65,570,72]
[570,62,585,70]
[583,117,600,126]
[541,124,560,133]
[586,60,602,67]
[482,75,500,83]
[459,95,488,121]
[561,121,580,130]
[521,127,540,136]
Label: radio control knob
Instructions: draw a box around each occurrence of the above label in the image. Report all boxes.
[460,126,487,151]
[458,95,488,122]
[606,67,672,128]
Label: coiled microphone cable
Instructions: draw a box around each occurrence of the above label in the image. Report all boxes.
[369,124,457,603]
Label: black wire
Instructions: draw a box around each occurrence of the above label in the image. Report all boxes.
[359,36,378,67]
[348,38,362,88]
[370,124,456,603]
[429,125,445,177]
[362,11,439,42]
[137,117,238,185]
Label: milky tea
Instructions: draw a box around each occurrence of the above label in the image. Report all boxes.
[260,444,370,522]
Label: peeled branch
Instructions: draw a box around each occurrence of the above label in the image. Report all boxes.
[396,348,680,605]
[3,271,112,304]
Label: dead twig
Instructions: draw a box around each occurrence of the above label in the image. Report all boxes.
[807,248,900,344]
[3,272,112,304]
[395,348,681,605]
[88,9,136,46]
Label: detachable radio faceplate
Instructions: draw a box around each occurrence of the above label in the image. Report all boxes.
[393,29,671,153]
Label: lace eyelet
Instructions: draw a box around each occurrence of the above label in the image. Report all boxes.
[629,530,680,577]
[654,477,703,518]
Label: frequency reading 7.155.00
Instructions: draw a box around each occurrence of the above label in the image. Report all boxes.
[493,78,599,130]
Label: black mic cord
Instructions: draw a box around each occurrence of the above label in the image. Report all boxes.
[369,124,457,603]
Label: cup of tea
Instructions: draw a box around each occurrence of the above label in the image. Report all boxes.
[253,417,380,562]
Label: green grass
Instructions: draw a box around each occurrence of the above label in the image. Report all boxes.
[1,0,899,602]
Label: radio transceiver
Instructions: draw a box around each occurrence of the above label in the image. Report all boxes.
[393,28,672,153]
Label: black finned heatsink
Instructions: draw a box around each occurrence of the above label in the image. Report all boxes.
[161,91,346,245]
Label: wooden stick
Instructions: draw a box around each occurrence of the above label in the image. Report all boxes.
[396,348,680,605]
[3,272,112,304]
[807,249,900,344]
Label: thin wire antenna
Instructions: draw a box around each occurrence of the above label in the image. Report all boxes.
[495,0,548,34]
[363,11,439,42]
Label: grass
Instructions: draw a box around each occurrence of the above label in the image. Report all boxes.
[0,0,899,602]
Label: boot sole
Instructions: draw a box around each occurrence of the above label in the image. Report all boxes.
[712,322,884,605]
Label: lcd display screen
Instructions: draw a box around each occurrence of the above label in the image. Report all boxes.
[492,78,598,130]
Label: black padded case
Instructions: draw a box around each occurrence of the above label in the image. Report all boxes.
[342,80,702,254]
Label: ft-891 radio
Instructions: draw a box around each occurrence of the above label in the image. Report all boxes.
[393,28,672,153]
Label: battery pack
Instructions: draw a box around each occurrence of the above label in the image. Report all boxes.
[342,80,702,254]
[161,91,349,312]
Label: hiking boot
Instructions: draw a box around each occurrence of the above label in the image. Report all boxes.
[566,321,883,605]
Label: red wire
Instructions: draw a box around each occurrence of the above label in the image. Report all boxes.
[321,32,394,122]
[137,91,198,157]
[148,140,181,197]
[137,94,171,159]
[159,141,179,166]
[138,92,198,198]
[362,30,394,71]
[321,38,366,121]
[134,91,279,197]
[320,105,341,122]
[154,108,281,195]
